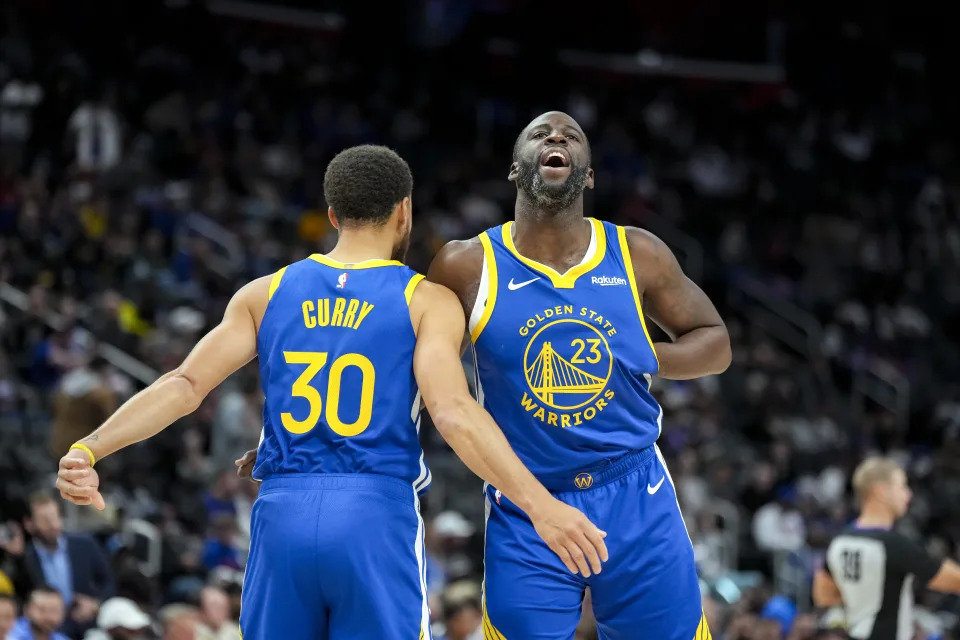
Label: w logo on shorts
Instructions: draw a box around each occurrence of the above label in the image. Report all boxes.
[574,473,593,489]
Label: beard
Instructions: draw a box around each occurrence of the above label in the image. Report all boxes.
[391,228,411,263]
[515,158,589,211]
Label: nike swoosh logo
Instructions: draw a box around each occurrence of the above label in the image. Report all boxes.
[647,476,666,495]
[507,277,540,290]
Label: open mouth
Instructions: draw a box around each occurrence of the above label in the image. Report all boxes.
[540,149,571,169]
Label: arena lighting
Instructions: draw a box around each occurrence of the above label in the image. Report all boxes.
[486,38,785,84]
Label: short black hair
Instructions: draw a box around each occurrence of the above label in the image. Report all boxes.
[323,145,413,227]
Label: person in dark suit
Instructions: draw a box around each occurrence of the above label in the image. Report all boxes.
[6,492,114,637]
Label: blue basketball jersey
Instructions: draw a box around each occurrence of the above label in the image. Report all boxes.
[471,218,662,479]
[252,254,431,492]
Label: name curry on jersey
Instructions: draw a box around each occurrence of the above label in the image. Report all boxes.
[301,297,375,330]
[518,304,618,429]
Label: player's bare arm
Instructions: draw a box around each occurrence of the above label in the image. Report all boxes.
[410,278,609,577]
[57,275,273,510]
[426,237,484,356]
[426,238,484,317]
[625,227,732,380]
[812,568,844,607]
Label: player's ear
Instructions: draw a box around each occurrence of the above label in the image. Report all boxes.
[327,207,340,231]
[398,196,412,230]
[508,161,520,182]
[586,167,595,190]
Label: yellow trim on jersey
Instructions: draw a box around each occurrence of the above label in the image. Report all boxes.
[501,217,606,289]
[405,274,425,305]
[482,597,507,640]
[470,232,498,343]
[693,610,713,640]
[616,225,659,367]
[309,254,404,269]
[268,266,288,300]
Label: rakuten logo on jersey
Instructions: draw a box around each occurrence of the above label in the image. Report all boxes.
[591,276,627,287]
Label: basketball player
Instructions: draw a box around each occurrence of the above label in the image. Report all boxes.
[425,111,732,639]
[814,457,960,640]
[54,145,608,640]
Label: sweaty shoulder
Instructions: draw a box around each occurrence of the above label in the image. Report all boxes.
[426,237,484,316]
[620,226,681,291]
[408,278,466,337]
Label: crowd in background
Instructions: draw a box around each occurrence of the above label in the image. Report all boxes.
[2,1,960,639]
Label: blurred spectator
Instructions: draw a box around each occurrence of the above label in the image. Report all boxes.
[66,97,121,174]
[0,595,16,640]
[196,586,239,640]
[49,358,116,460]
[209,377,262,474]
[200,516,240,573]
[157,605,199,640]
[8,587,67,640]
[440,581,482,640]
[760,595,798,637]
[202,473,239,523]
[5,493,114,632]
[752,488,807,554]
[82,598,152,640]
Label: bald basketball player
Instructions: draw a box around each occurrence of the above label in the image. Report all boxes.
[427,111,731,640]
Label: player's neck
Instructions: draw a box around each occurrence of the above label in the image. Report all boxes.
[326,231,397,264]
[514,191,584,228]
[856,504,896,529]
[512,197,590,264]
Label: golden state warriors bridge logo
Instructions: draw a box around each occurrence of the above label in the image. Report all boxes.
[518,305,618,429]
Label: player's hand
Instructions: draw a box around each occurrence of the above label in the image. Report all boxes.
[56,449,106,511]
[235,449,258,480]
[529,498,608,577]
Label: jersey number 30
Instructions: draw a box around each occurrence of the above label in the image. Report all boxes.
[281,351,375,437]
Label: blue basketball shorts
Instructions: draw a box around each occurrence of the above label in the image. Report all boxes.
[239,474,431,640]
[482,445,711,640]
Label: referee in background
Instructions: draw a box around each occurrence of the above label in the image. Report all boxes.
[814,457,960,639]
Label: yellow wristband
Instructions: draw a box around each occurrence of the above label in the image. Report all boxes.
[69,443,97,467]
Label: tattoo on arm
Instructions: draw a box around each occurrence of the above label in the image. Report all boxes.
[81,434,100,442]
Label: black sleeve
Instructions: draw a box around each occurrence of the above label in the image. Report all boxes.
[886,534,943,584]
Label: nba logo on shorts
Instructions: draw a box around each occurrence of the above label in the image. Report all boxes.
[337,273,348,289]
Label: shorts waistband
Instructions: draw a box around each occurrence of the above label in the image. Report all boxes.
[259,473,415,503]
[536,447,657,493]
